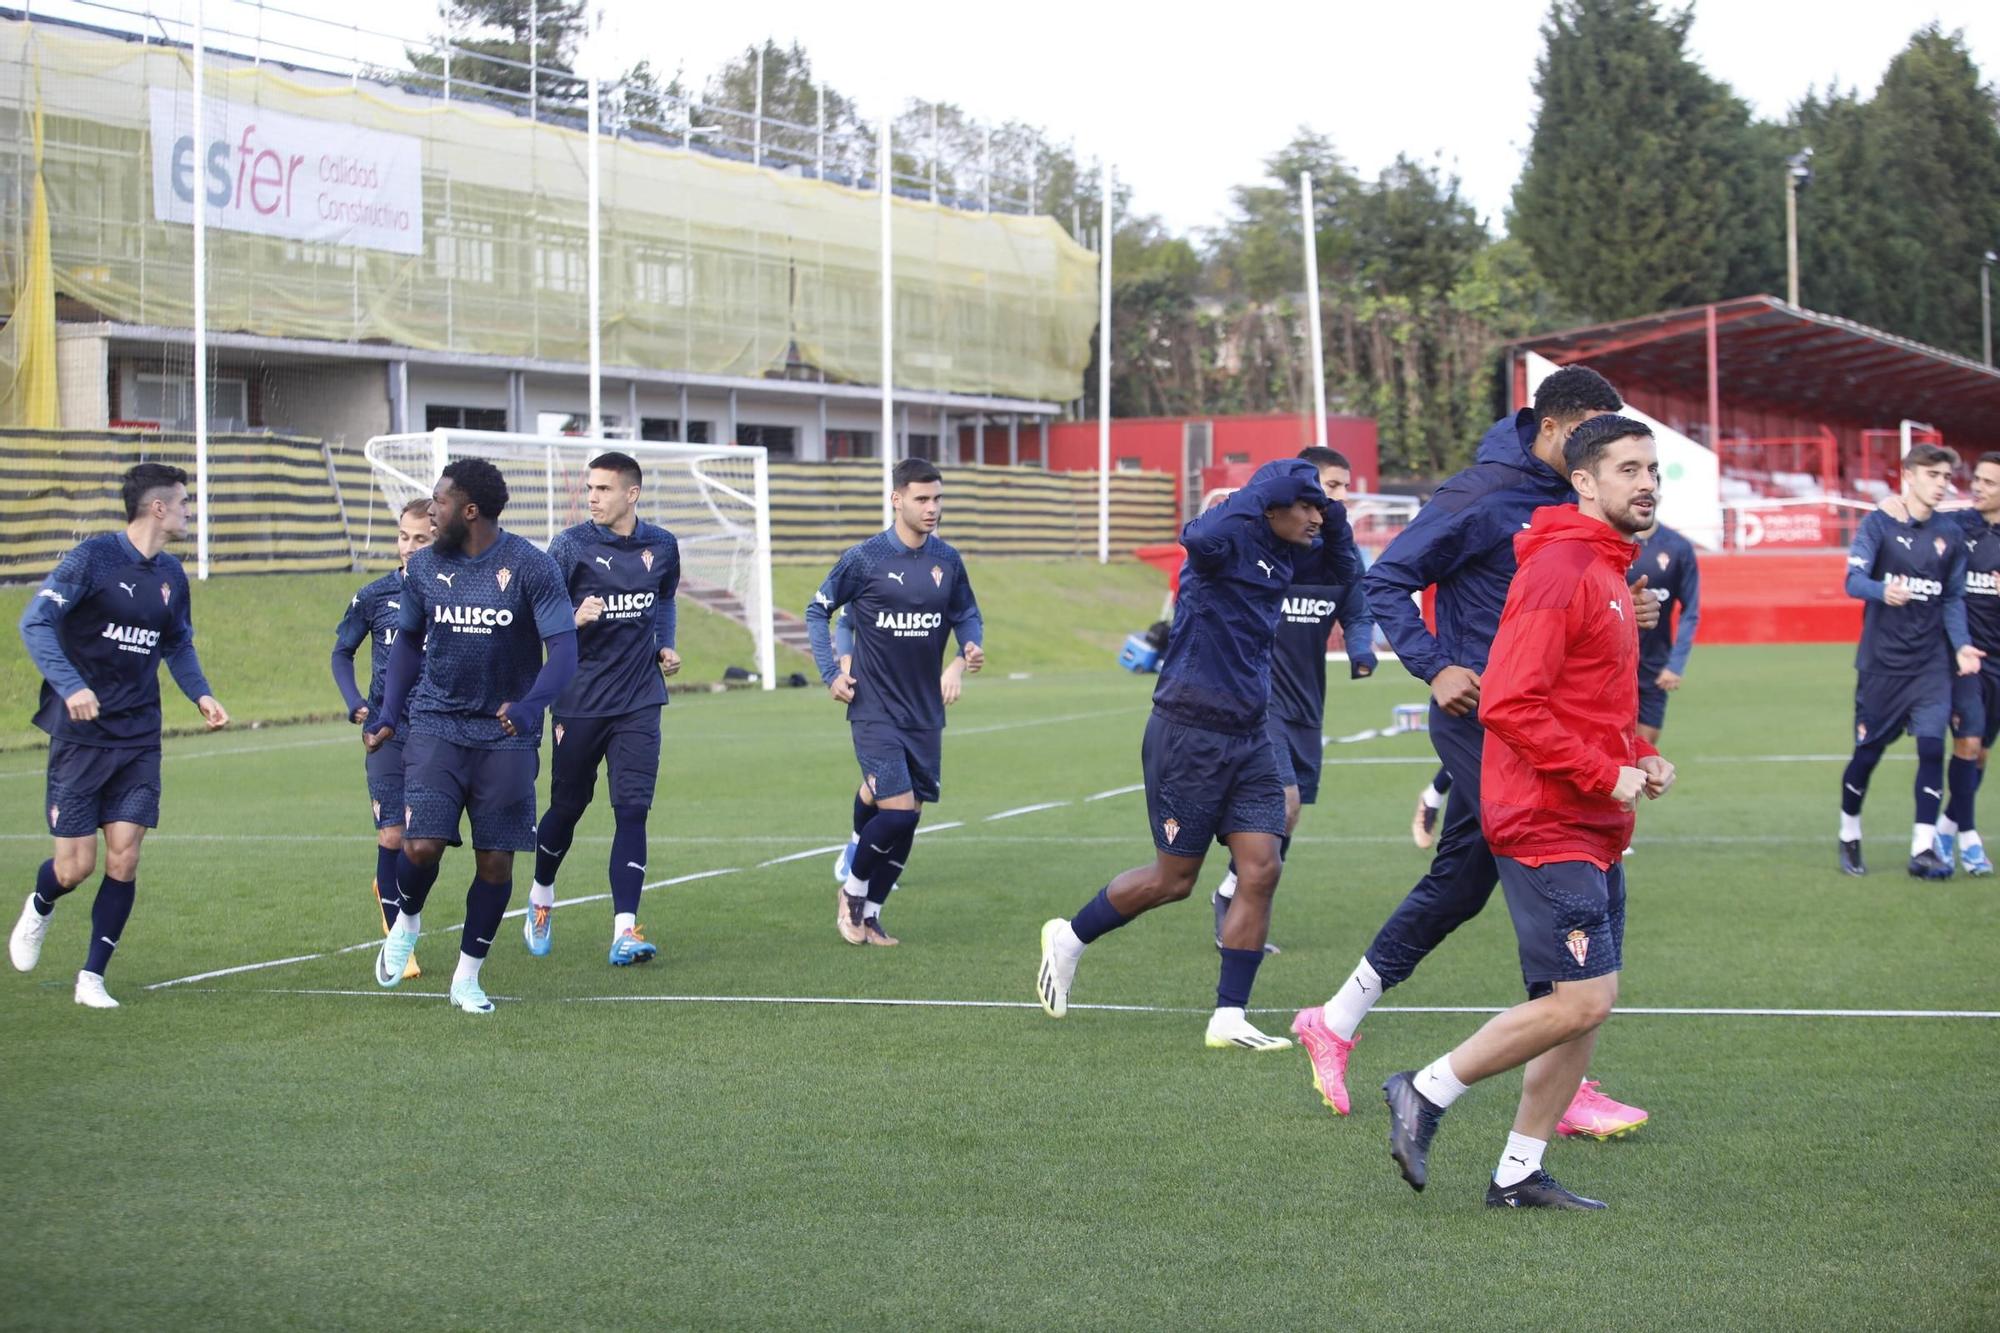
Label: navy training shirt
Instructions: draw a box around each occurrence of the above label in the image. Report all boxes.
[546,519,681,718]
[1953,509,2000,665]
[19,532,211,749]
[804,529,983,733]
[1269,538,1376,730]
[1844,507,1969,677]
[1634,524,1701,676]
[396,531,574,749]
[332,570,409,715]
[1152,459,1340,736]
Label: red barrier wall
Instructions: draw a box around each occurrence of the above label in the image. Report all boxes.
[1043,414,1381,502]
[1695,550,1859,644]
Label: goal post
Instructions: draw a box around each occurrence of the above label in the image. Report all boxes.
[363,430,777,691]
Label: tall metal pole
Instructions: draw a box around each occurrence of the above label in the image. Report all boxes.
[879,115,894,527]
[1097,159,1113,565]
[1983,257,1993,368]
[1785,172,1800,307]
[192,0,209,579]
[1300,171,1328,449]
[752,44,763,167]
[586,13,601,439]
[528,0,537,118]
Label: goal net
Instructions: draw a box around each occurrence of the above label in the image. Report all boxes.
[363,430,776,690]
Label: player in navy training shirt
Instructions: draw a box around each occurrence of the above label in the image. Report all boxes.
[10,464,228,1008]
[1837,443,1982,880]
[826,607,968,891]
[523,451,681,965]
[1881,452,2000,877]
[364,459,577,1014]
[1210,447,1377,947]
[805,458,984,946]
[1037,458,1341,1051]
[1632,522,1701,744]
[331,497,435,977]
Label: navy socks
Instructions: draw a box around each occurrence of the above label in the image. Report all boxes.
[1070,886,1130,944]
[374,845,401,927]
[1915,736,1946,825]
[83,876,135,976]
[1842,742,1886,816]
[852,793,874,837]
[461,878,513,958]
[31,858,68,916]
[533,803,584,888]
[609,806,649,918]
[1217,945,1265,1009]
[394,851,442,919]
[866,821,917,905]
[1947,756,1983,831]
[851,808,921,884]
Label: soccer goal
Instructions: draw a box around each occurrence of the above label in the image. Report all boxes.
[363,430,777,690]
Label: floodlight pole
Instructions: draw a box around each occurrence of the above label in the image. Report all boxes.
[586,14,601,439]
[192,0,209,579]
[1785,172,1799,307]
[1300,171,1328,449]
[1982,251,1994,368]
[1097,159,1113,564]
[879,114,894,528]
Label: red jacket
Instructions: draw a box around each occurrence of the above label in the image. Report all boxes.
[1479,505,1659,865]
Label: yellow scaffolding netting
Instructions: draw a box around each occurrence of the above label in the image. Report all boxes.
[0,18,1099,405]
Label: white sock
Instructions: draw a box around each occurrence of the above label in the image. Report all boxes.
[1216,871,1238,901]
[1964,830,1984,851]
[453,951,483,986]
[1839,812,1863,842]
[1420,784,1444,810]
[1912,823,1936,857]
[529,882,556,909]
[1414,1053,1470,1109]
[1938,814,1960,838]
[843,874,867,899]
[1054,920,1085,959]
[862,900,883,920]
[1209,1005,1246,1029]
[613,911,636,938]
[393,910,421,936]
[1493,1131,1547,1187]
[1323,956,1382,1042]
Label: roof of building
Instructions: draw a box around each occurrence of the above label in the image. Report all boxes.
[1513,294,2000,444]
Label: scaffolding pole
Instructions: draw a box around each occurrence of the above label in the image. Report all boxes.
[880,114,894,527]
[1097,159,1112,564]
[1301,171,1327,448]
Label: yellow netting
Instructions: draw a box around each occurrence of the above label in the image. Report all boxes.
[0,19,1098,403]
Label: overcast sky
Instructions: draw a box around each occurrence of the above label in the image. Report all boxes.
[55,0,1998,238]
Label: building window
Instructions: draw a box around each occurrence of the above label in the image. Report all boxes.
[534,240,587,294]
[133,372,249,431]
[425,405,508,432]
[825,429,874,460]
[632,246,690,308]
[640,418,712,444]
[435,217,498,285]
[906,432,939,461]
[1116,456,1144,472]
[737,424,797,459]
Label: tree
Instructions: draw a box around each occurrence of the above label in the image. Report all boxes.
[1512,0,1777,320]
[1793,26,2000,356]
[406,0,588,105]
[698,41,872,181]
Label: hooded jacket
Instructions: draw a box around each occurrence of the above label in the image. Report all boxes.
[1478,505,1658,866]
[1153,459,1343,735]
[1362,410,1573,685]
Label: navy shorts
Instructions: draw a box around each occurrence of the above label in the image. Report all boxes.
[45,740,160,837]
[402,731,540,851]
[364,730,407,830]
[552,708,662,811]
[1143,710,1287,858]
[1637,678,1668,730]
[1951,670,2000,747]
[1854,671,1949,747]
[1496,856,1626,999]
[1268,716,1324,805]
[853,720,941,804]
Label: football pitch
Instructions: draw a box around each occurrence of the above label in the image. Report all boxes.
[2,643,1995,1329]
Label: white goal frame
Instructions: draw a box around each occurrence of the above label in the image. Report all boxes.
[363,430,777,691]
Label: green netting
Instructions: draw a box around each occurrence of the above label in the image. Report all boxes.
[0,19,1098,403]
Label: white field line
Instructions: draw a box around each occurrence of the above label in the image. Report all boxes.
[951,706,1148,736]
[915,821,965,835]
[985,802,1070,821]
[1086,783,1145,801]
[0,733,354,779]
[151,989,2000,1021]
[758,843,847,867]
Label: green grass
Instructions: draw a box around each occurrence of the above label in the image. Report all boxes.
[2,644,1996,1329]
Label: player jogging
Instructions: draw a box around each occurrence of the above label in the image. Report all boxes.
[365,459,577,1014]
[1838,443,1982,879]
[1936,454,2000,876]
[522,451,681,964]
[1633,520,1701,745]
[10,463,229,1007]
[1382,413,1675,1210]
[1037,458,1343,1051]
[804,459,984,947]
[1291,366,1656,1138]
[1210,446,1376,949]
[331,497,435,979]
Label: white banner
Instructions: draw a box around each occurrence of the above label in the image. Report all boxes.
[148,90,423,256]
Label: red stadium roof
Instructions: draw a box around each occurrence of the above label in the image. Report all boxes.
[1512,295,2000,446]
